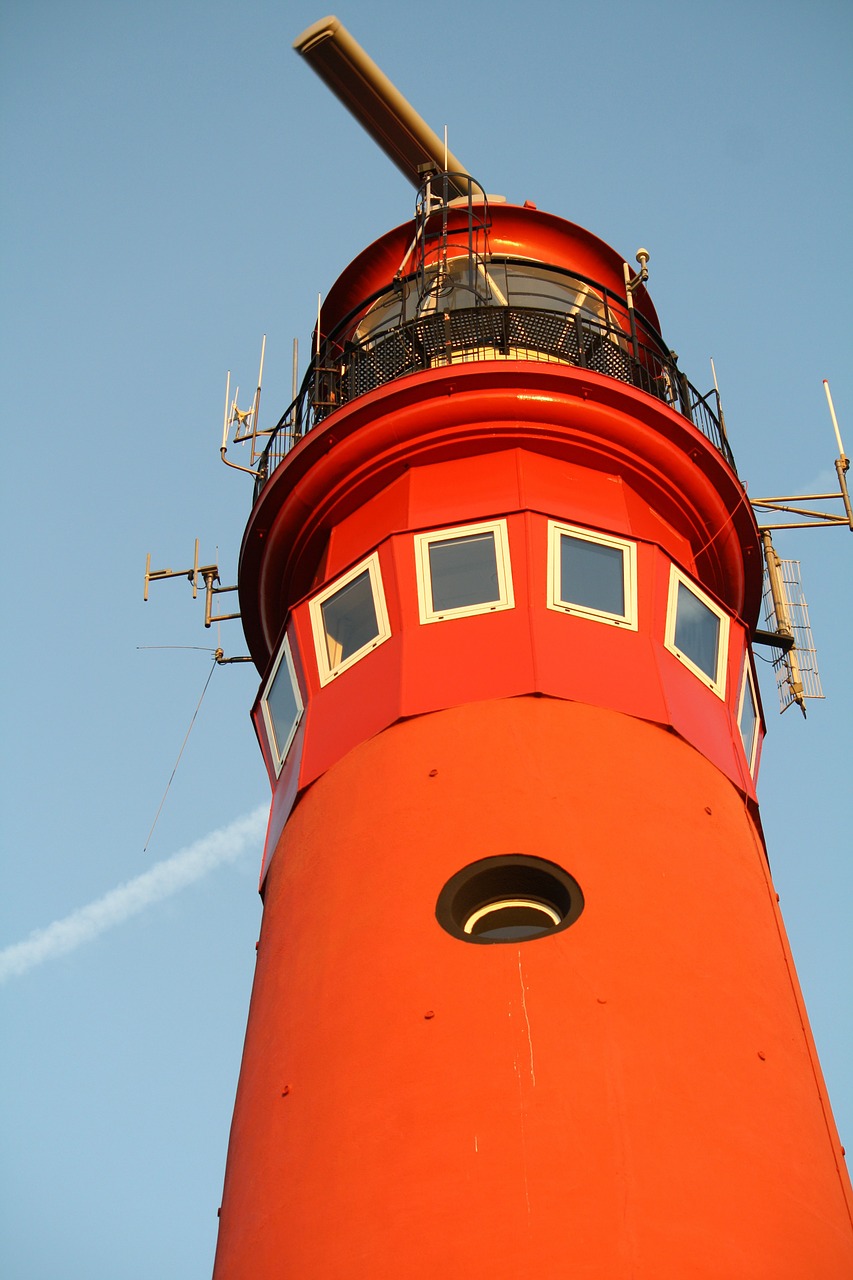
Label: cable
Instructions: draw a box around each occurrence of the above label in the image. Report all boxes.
[693,482,752,560]
[137,645,217,652]
[142,659,217,853]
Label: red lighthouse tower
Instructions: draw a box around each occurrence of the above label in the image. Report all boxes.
[212,19,853,1278]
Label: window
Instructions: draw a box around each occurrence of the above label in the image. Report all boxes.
[260,635,303,776]
[309,553,391,685]
[414,519,514,623]
[664,566,730,697]
[436,855,584,945]
[547,522,638,629]
[738,660,760,773]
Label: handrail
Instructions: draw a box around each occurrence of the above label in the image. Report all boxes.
[253,298,735,499]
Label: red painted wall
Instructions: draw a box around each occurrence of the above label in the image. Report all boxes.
[215,203,852,1277]
[215,699,853,1278]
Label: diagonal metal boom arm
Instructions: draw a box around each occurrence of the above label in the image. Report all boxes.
[294,15,473,198]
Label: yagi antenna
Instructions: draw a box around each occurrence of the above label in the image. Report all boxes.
[760,535,822,717]
[144,540,240,630]
[749,379,851,716]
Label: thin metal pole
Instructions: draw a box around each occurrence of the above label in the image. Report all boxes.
[761,530,805,715]
[824,379,845,456]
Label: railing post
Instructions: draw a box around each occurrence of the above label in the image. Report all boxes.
[251,301,735,496]
[677,369,694,423]
[574,314,588,368]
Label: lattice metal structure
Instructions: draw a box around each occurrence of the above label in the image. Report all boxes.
[762,556,823,714]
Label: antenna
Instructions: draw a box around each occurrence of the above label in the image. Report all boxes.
[825,379,853,527]
[748,380,850,715]
[231,334,266,443]
[144,542,241,630]
[705,358,733,459]
[750,379,852,531]
[760,532,822,717]
[220,336,270,477]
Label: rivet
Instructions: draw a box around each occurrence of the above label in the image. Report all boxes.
[281,1085,291,1096]
[704,806,713,815]
[757,1051,766,1061]
[424,1010,435,1020]
[428,768,438,778]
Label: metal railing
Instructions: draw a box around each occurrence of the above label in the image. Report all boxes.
[254,297,735,498]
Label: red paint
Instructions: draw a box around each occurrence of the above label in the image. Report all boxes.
[318,204,663,340]
[214,201,853,1277]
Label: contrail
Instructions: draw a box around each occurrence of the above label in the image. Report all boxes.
[0,805,268,984]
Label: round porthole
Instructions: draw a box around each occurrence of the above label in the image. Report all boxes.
[436,855,584,944]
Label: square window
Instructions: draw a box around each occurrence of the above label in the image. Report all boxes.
[414,520,514,623]
[738,661,760,774]
[664,566,729,697]
[547,522,637,629]
[310,553,391,684]
[260,636,303,776]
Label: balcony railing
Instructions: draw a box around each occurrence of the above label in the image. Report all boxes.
[254,298,735,498]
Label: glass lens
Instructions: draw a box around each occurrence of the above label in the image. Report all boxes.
[467,901,559,941]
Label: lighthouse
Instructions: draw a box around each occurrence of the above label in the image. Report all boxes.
[211,18,853,1278]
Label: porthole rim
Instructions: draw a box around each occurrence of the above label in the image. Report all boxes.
[436,853,584,945]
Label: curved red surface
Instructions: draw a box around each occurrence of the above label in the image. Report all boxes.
[240,362,760,670]
[214,699,853,1278]
[319,202,662,338]
[216,200,853,1279]
[254,483,764,876]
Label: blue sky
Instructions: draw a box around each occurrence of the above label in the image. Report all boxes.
[1,2,851,1275]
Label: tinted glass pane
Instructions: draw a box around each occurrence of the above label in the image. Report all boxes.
[560,535,625,616]
[428,533,499,612]
[475,922,553,940]
[674,582,720,679]
[739,675,758,761]
[469,903,557,941]
[321,570,379,665]
[266,654,300,758]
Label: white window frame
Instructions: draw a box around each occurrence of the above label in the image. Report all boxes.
[737,659,760,774]
[414,518,514,624]
[260,634,304,777]
[309,552,391,686]
[664,565,730,699]
[546,521,638,630]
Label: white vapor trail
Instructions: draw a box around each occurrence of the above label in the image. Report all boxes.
[0,806,268,984]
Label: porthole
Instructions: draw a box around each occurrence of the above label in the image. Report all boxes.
[436,855,584,945]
